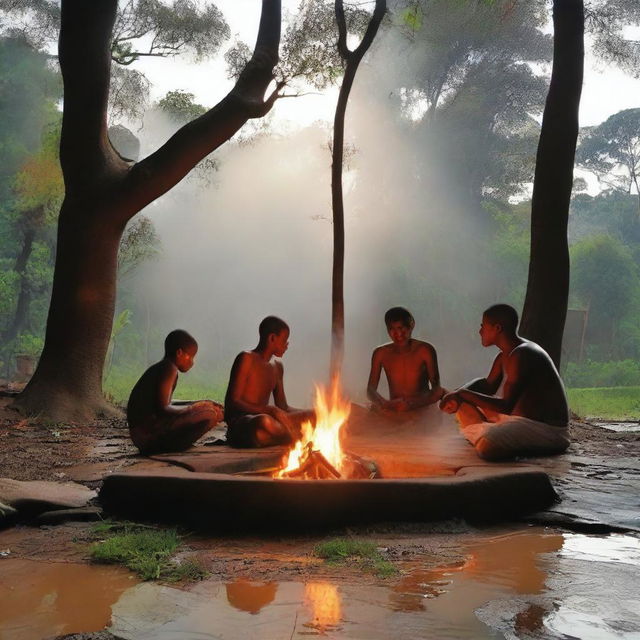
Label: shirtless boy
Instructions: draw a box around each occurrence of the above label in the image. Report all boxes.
[367,307,444,413]
[224,316,314,448]
[440,304,570,460]
[127,330,223,455]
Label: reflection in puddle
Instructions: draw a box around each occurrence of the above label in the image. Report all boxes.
[0,559,137,640]
[4,531,640,639]
[303,582,342,632]
[225,579,277,614]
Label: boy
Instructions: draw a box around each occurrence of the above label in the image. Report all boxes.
[440,304,570,460]
[127,329,223,455]
[224,316,314,448]
[367,307,444,413]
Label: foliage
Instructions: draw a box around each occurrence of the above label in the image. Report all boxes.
[1,0,230,122]
[569,191,640,247]
[314,538,397,577]
[570,234,638,351]
[564,359,640,388]
[118,216,161,279]
[157,90,207,123]
[567,385,640,420]
[225,0,371,91]
[15,332,43,357]
[585,0,640,78]
[576,108,640,209]
[391,0,551,205]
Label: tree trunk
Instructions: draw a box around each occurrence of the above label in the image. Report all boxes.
[15,0,282,421]
[329,0,386,381]
[519,0,584,368]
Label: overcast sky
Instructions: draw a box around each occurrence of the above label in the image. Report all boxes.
[134,1,640,130]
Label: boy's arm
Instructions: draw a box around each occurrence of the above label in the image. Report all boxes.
[272,361,293,411]
[461,354,504,395]
[440,354,504,413]
[156,361,190,416]
[457,350,528,415]
[367,348,389,408]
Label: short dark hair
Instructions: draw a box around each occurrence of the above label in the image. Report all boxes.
[258,316,289,342]
[164,329,197,356]
[384,307,415,328]
[483,304,519,332]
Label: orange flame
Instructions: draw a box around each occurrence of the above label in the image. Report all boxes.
[277,378,350,477]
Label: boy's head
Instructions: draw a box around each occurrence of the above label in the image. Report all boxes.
[384,307,415,346]
[258,316,290,357]
[164,329,198,372]
[480,304,519,346]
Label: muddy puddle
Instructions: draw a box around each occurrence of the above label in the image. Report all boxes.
[1,529,638,639]
[0,559,138,640]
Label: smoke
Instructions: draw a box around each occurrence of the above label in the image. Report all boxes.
[120,28,504,407]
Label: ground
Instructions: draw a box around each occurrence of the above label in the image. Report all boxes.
[1,390,639,639]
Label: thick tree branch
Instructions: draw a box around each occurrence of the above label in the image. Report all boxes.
[59,0,118,188]
[123,0,281,216]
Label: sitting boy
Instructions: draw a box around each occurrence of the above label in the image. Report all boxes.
[127,329,223,455]
[224,316,314,448]
[439,304,570,461]
[367,307,444,414]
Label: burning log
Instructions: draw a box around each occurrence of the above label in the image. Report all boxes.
[280,443,342,479]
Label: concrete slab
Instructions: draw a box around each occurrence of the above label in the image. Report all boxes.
[99,466,557,530]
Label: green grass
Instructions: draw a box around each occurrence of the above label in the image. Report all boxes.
[314,538,397,578]
[568,386,640,420]
[90,520,208,582]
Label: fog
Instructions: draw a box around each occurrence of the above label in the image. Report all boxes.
[121,29,504,407]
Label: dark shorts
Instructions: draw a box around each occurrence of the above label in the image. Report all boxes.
[130,402,219,455]
[225,415,262,449]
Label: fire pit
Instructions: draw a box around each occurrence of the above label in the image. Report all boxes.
[100,381,559,529]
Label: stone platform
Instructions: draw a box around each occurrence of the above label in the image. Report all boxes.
[99,411,560,529]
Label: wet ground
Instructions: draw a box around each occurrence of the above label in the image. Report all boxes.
[0,527,638,639]
[1,394,639,639]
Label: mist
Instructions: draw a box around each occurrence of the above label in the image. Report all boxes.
[118,29,509,407]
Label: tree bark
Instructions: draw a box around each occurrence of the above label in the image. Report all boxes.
[15,0,282,421]
[330,0,386,381]
[519,0,584,368]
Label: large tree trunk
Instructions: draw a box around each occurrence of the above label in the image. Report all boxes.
[15,0,282,421]
[519,0,584,368]
[330,0,385,381]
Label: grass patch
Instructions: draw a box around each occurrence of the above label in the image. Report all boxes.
[314,538,397,578]
[568,386,640,420]
[90,520,207,582]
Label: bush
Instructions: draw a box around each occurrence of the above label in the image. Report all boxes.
[564,359,640,388]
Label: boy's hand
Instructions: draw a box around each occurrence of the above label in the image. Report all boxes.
[388,397,410,412]
[439,392,460,414]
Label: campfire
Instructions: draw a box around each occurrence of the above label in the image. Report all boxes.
[275,379,378,480]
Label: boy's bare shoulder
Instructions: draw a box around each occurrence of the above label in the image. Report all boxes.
[412,339,436,351]
[372,343,395,357]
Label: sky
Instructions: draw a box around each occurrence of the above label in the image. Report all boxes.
[134,1,640,130]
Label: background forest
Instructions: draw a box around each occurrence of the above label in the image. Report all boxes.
[1,0,640,417]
